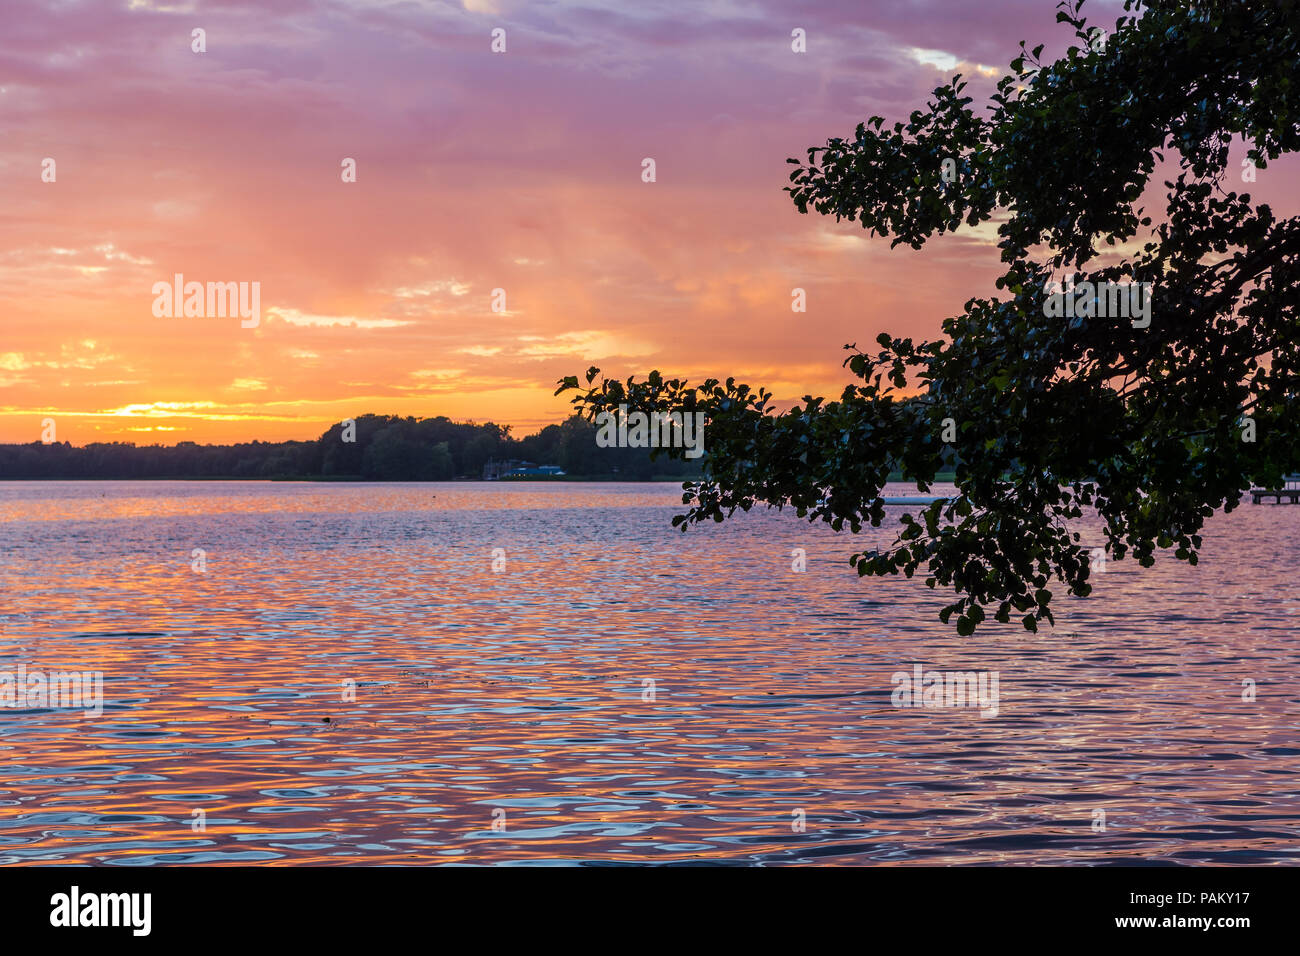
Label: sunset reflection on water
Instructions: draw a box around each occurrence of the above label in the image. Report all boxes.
[1,481,1297,865]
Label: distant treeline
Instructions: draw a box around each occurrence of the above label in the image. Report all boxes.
[0,414,705,481]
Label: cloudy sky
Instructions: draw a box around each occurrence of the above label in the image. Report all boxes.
[2,0,1292,444]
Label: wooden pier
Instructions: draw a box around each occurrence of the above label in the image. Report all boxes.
[1250,475,1300,504]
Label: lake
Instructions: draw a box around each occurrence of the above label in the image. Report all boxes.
[1,480,1297,865]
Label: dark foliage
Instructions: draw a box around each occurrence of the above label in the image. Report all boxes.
[0,414,702,481]
[562,0,1300,633]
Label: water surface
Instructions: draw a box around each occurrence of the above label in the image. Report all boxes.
[1,480,1297,865]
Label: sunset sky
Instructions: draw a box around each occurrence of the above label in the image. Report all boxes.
[3,0,1296,445]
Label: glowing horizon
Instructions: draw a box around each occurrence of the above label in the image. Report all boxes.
[4,0,1294,446]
